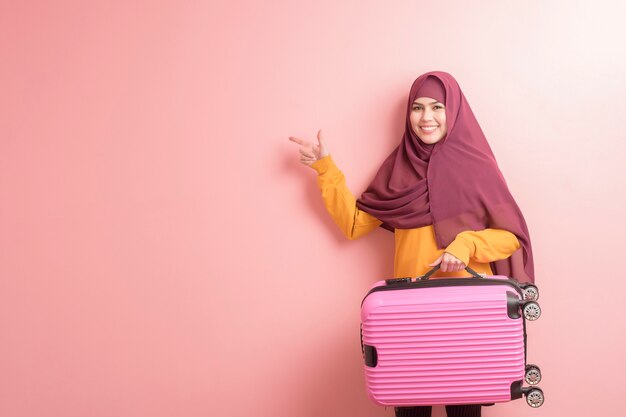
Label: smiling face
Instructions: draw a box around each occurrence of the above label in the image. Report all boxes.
[410,96,448,144]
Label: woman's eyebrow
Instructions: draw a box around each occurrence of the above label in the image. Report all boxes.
[412,101,442,105]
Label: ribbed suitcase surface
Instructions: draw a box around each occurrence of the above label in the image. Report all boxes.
[361,280,526,406]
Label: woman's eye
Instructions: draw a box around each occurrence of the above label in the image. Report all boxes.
[412,107,421,111]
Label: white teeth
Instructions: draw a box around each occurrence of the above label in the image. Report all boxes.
[421,126,437,131]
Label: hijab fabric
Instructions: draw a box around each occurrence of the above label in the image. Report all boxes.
[356,71,535,283]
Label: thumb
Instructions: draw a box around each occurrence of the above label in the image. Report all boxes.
[428,254,444,267]
[317,129,329,157]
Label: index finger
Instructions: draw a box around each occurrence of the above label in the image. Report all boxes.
[288,136,306,145]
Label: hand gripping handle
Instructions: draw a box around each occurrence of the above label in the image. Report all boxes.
[419,264,485,280]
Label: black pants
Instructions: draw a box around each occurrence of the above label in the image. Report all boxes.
[395,405,481,417]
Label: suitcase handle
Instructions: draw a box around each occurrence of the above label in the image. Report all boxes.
[419,264,485,280]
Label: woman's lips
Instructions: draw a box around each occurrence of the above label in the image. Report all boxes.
[420,126,438,134]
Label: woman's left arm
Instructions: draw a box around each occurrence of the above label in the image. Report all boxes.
[444,229,521,266]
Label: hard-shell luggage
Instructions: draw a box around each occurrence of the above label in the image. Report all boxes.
[360,265,544,408]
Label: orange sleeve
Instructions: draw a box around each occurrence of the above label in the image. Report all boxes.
[310,155,382,240]
[444,229,521,266]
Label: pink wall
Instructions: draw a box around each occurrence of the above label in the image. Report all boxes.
[2,0,625,416]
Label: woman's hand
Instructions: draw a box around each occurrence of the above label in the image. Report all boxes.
[429,252,466,273]
[288,129,329,167]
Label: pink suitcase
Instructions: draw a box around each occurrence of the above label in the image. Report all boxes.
[360,266,544,408]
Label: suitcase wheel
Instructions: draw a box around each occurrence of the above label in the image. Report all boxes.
[523,301,541,321]
[522,284,539,301]
[525,364,542,385]
[525,387,544,408]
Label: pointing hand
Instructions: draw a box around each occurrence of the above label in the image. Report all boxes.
[288,129,329,167]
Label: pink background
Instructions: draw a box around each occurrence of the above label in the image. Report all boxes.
[2,1,625,416]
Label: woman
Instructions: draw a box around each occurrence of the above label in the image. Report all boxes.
[289,71,534,417]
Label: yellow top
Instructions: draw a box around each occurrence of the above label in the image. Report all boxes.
[310,155,521,279]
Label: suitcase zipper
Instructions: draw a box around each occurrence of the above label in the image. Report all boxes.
[362,278,524,306]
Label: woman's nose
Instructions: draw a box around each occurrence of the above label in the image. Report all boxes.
[421,109,434,120]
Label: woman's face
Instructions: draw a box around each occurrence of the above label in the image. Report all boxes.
[410,96,447,144]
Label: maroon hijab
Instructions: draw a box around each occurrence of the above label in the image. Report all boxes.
[356,71,534,283]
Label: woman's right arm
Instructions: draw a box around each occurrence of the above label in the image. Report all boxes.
[310,155,382,240]
[289,130,382,240]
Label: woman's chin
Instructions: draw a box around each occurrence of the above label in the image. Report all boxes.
[418,135,443,145]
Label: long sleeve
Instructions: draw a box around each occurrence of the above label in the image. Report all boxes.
[444,229,521,266]
[310,155,382,240]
